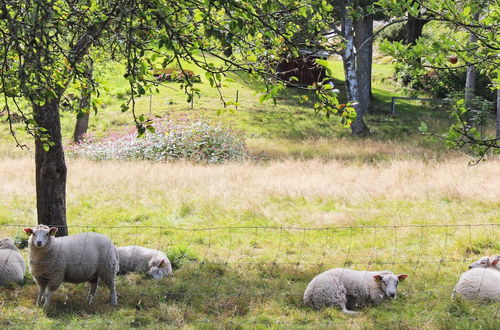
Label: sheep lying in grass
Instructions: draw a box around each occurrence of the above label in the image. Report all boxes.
[304,268,408,314]
[452,267,500,301]
[117,246,172,279]
[24,225,119,308]
[469,255,500,270]
[0,238,25,285]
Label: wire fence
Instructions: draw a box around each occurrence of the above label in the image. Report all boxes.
[1,223,499,328]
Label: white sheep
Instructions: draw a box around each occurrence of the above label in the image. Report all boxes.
[452,267,500,301]
[468,255,500,270]
[117,246,172,279]
[24,225,119,308]
[303,268,408,314]
[0,238,26,285]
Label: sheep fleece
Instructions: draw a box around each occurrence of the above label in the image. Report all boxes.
[117,246,172,275]
[0,239,25,285]
[29,233,119,285]
[304,268,390,309]
[453,268,500,301]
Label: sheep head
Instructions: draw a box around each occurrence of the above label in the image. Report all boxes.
[23,224,58,248]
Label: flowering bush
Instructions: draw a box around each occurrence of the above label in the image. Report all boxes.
[68,120,248,163]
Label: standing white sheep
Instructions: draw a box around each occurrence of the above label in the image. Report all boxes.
[24,225,119,308]
[303,268,408,314]
[468,255,500,270]
[452,267,500,301]
[117,246,172,279]
[0,238,25,285]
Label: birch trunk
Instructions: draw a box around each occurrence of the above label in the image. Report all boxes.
[354,13,373,115]
[342,0,369,136]
[464,13,480,111]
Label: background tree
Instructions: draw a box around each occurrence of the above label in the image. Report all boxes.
[0,0,308,235]
[380,0,499,158]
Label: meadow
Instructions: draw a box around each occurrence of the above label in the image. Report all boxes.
[0,59,499,329]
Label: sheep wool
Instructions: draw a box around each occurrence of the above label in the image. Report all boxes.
[453,267,500,301]
[117,246,173,279]
[24,225,119,308]
[304,268,407,314]
[0,238,25,285]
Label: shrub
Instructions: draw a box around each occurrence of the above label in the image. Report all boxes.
[167,246,199,270]
[393,63,495,102]
[68,119,248,163]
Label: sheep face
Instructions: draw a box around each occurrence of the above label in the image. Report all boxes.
[469,256,490,269]
[148,259,168,280]
[23,225,58,248]
[373,274,408,299]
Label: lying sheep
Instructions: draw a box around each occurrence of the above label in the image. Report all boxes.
[469,255,500,270]
[24,225,119,308]
[303,268,408,314]
[0,238,25,285]
[453,267,500,301]
[117,246,172,279]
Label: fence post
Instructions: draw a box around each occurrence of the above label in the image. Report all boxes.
[391,97,396,116]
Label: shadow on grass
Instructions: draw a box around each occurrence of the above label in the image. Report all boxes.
[1,261,499,328]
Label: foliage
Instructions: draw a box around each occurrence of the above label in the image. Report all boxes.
[401,66,495,101]
[379,0,499,155]
[68,119,248,163]
[419,95,498,162]
[376,21,406,43]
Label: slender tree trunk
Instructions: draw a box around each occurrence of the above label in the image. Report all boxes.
[342,0,369,136]
[496,87,500,138]
[405,15,427,45]
[73,94,91,143]
[34,98,68,237]
[465,13,480,111]
[354,13,373,114]
[73,62,93,142]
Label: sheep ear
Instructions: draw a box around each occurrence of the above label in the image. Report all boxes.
[49,227,58,236]
[373,275,383,282]
[23,228,33,236]
[397,274,408,281]
[492,257,500,267]
[159,259,166,268]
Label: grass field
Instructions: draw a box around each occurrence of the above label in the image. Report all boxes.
[0,58,499,329]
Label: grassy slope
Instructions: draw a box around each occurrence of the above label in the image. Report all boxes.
[0,59,499,329]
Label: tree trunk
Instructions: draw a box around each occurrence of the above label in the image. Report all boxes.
[496,87,500,138]
[73,95,91,142]
[341,0,370,136]
[73,62,93,143]
[464,13,480,111]
[405,15,427,45]
[34,98,68,237]
[354,13,373,114]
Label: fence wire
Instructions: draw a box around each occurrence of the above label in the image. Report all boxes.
[0,223,499,328]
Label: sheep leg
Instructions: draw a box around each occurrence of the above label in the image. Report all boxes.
[43,289,54,309]
[36,285,46,306]
[340,304,358,315]
[36,279,47,306]
[87,278,99,305]
[43,282,61,309]
[102,277,117,307]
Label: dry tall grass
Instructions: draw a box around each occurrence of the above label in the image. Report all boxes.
[1,155,498,227]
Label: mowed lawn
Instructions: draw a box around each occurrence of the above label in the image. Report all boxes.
[0,59,499,328]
